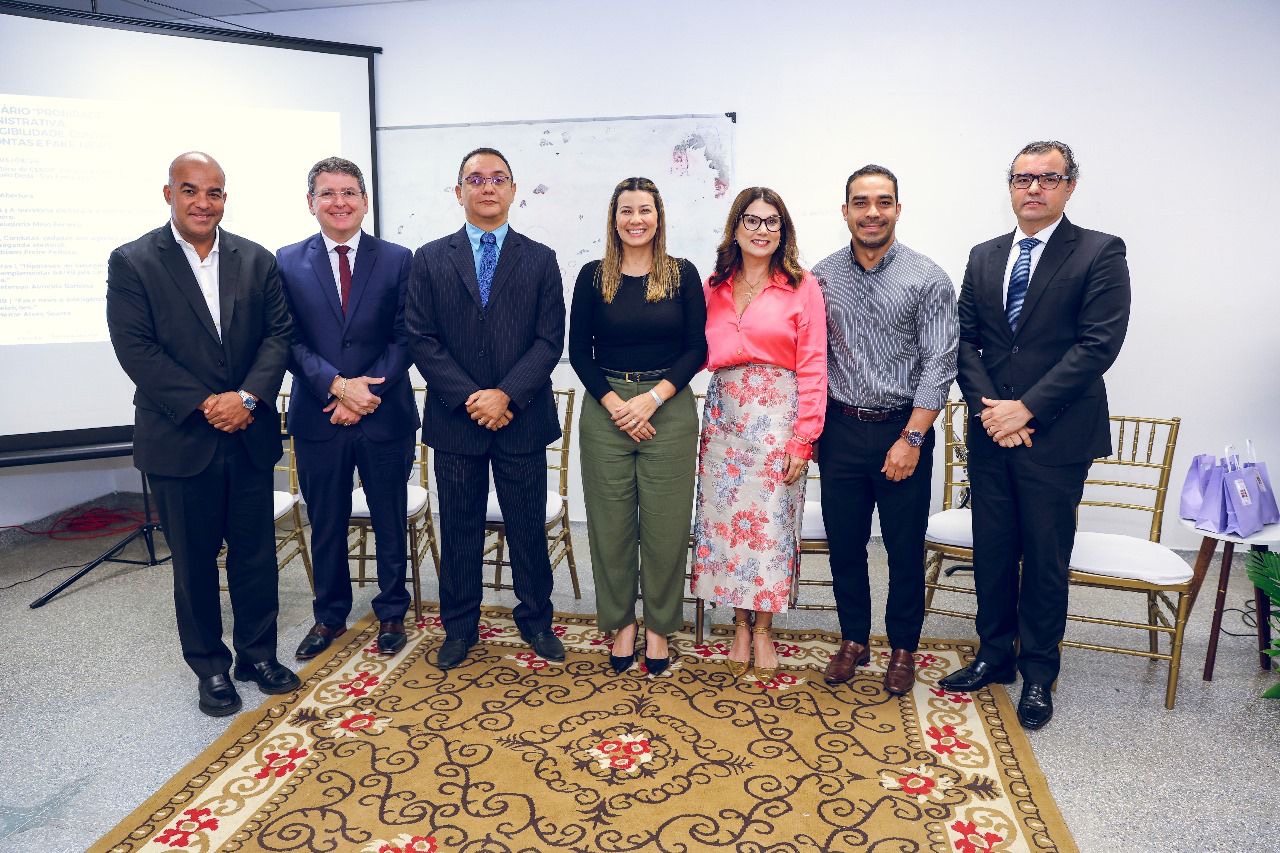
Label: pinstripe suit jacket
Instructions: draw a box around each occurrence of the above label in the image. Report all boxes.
[406,225,565,456]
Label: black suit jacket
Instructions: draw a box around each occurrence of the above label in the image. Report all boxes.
[405,225,564,456]
[956,215,1131,465]
[277,231,419,443]
[106,224,292,477]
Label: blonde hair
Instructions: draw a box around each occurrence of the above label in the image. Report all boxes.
[597,177,680,303]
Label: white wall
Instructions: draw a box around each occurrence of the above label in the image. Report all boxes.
[12,0,1279,548]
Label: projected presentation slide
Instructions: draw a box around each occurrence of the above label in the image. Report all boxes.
[0,9,376,450]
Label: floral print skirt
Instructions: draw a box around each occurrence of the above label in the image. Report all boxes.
[691,364,805,613]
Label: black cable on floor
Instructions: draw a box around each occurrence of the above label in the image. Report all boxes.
[0,564,80,591]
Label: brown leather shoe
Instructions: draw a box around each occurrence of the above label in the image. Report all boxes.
[295,623,346,660]
[824,640,871,684]
[883,649,916,695]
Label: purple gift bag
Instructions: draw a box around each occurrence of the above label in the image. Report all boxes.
[1194,459,1228,534]
[1223,459,1265,538]
[1244,440,1280,525]
[1179,453,1218,520]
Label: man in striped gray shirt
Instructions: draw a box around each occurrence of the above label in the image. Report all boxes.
[812,165,958,696]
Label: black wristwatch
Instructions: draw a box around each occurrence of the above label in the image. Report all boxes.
[900,429,925,448]
[238,390,257,411]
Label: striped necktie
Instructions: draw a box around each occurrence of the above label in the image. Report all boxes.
[1005,236,1040,331]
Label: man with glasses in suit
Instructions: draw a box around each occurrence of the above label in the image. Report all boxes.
[406,147,566,671]
[939,141,1131,730]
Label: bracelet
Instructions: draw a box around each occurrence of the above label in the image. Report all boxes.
[338,377,348,401]
[649,389,664,407]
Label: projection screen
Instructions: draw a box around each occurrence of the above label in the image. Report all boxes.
[0,2,380,457]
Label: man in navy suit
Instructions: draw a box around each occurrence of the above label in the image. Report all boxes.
[940,141,1131,730]
[107,152,299,716]
[277,157,419,659]
[406,147,566,670]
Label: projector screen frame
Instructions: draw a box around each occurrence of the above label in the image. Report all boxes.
[0,0,383,459]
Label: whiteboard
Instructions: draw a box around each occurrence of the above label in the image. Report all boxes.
[377,114,735,311]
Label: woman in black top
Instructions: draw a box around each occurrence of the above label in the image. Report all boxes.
[568,177,706,676]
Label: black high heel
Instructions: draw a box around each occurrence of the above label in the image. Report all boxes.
[609,623,638,674]
[643,629,671,677]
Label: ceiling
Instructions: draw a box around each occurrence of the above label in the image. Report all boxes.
[11,1,413,26]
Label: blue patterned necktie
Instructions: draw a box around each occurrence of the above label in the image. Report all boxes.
[478,231,497,308]
[1005,236,1041,331]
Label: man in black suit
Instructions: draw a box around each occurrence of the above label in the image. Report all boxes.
[406,147,566,670]
[278,157,418,660]
[107,152,300,716]
[940,140,1130,729]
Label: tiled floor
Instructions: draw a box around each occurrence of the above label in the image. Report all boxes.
[0,493,1273,852]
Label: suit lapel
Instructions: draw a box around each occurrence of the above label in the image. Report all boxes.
[218,233,240,342]
[344,232,377,326]
[1014,217,1077,336]
[487,229,522,306]
[448,227,483,308]
[984,233,1014,341]
[155,226,220,345]
[308,234,344,324]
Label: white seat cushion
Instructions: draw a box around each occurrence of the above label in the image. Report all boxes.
[800,500,826,541]
[926,508,973,549]
[273,490,298,522]
[1069,531,1192,586]
[485,490,561,524]
[350,484,429,520]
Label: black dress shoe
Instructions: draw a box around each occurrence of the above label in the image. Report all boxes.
[1018,682,1054,730]
[644,655,671,677]
[295,623,346,660]
[610,652,636,674]
[523,630,566,662]
[437,632,479,671]
[197,673,242,717]
[377,619,407,655]
[937,659,1017,692]
[233,659,302,695]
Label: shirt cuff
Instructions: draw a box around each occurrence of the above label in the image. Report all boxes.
[785,435,814,460]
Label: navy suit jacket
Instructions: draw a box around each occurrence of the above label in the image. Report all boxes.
[956,215,1131,465]
[406,225,564,456]
[277,231,419,443]
[106,224,291,478]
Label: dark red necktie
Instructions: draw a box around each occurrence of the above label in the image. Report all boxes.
[336,244,352,315]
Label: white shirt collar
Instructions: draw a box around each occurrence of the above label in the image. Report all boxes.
[322,229,363,254]
[1015,215,1063,245]
[170,220,220,259]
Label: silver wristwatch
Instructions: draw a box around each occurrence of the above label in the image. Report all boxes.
[900,429,925,448]
[238,390,257,411]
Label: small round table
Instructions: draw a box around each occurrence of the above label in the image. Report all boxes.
[1179,518,1280,680]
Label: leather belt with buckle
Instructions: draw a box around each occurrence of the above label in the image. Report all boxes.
[829,402,912,422]
[601,368,666,382]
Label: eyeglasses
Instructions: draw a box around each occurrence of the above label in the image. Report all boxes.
[1009,173,1070,190]
[312,188,363,202]
[739,213,782,232]
[460,175,513,188]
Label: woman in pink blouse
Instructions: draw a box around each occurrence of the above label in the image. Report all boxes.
[691,186,827,684]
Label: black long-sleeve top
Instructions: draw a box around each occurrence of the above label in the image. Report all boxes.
[568,258,707,402]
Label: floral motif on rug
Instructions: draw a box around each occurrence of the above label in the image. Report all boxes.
[94,608,1075,853]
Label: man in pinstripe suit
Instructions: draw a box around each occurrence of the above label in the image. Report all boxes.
[812,165,958,696]
[406,148,567,671]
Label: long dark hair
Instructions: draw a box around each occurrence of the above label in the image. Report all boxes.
[708,186,803,288]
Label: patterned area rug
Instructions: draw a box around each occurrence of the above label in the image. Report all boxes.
[94,607,1075,853]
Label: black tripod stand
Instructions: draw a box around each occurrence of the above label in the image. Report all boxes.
[29,471,170,608]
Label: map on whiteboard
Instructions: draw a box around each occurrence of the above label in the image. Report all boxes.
[377,114,735,319]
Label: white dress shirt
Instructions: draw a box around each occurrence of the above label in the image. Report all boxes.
[170,221,221,340]
[1001,215,1063,304]
[322,229,362,299]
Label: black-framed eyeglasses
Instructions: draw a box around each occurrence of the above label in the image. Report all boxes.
[312,188,363,202]
[1009,173,1070,190]
[740,213,782,232]
[460,174,513,188]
